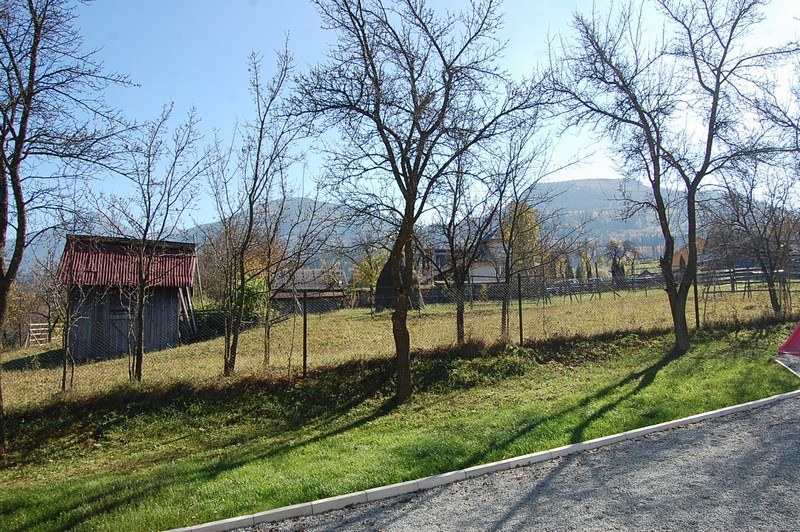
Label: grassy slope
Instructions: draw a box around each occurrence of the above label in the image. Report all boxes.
[2,289,778,409]
[1,324,798,531]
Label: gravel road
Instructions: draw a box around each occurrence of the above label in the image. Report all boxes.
[243,394,800,531]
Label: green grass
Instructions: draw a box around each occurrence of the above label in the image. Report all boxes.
[1,323,797,531]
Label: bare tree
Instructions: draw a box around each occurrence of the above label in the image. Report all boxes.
[605,240,627,281]
[416,146,499,346]
[296,0,540,401]
[551,0,798,354]
[336,224,391,312]
[491,135,548,341]
[756,60,800,152]
[205,49,296,377]
[204,50,334,376]
[486,129,584,341]
[0,0,128,456]
[705,161,799,316]
[23,257,61,343]
[576,240,600,284]
[28,240,85,391]
[623,239,639,277]
[98,106,205,382]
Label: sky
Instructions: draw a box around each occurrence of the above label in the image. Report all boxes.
[75,0,575,128]
[73,0,800,224]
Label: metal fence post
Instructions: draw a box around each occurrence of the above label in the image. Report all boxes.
[518,273,523,345]
[470,275,474,309]
[303,289,308,378]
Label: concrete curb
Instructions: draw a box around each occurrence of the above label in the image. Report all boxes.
[171,388,800,532]
[775,356,800,378]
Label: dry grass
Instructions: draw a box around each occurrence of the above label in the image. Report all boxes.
[1,287,784,409]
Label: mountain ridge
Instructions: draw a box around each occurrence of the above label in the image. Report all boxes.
[22,178,674,274]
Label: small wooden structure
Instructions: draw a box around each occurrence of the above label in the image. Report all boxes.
[272,268,348,314]
[57,235,196,360]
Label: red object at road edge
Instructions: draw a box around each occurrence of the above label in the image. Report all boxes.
[778,322,800,355]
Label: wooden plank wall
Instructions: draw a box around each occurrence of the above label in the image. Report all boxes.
[69,286,180,360]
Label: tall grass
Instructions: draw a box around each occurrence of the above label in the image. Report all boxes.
[1,287,787,409]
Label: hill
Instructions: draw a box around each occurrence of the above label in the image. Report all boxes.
[539,178,675,254]
[19,179,676,275]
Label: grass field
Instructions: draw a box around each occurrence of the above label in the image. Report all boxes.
[1,286,784,408]
[0,317,798,530]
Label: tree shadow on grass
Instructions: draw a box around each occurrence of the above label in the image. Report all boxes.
[451,347,680,472]
[2,388,401,531]
[2,340,687,530]
[2,355,398,466]
[4,464,199,531]
[1,347,136,372]
[183,345,681,499]
[1,348,63,371]
[569,347,679,444]
[5,336,677,471]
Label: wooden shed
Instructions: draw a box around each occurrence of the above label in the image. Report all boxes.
[57,235,196,360]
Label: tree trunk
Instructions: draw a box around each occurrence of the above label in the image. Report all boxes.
[391,225,413,403]
[0,358,4,457]
[225,308,241,376]
[661,238,692,356]
[223,313,230,373]
[500,275,511,342]
[0,285,10,456]
[226,281,244,376]
[392,296,411,401]
[133,287,145,382]
[61,297,71,392]
[661,256,691,356]
[659,233,689,356]
[225,330,239,376]
[668,287,691,355]
[225,261,248,377]
[674,187,700,355]
[263,296,272,373]
[454,284,465,346]
[766,276,782,317]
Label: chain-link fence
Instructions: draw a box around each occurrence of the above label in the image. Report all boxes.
[3,267,796,405]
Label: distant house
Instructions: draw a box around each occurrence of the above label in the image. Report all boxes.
[57,235,196,360]
[671,238,707,273]
[419,231,505,285]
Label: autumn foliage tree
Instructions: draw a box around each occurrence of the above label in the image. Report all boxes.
[418,146,500,346]
[98,106,205,383]
[205,50,334,376]
[705,161,800,316]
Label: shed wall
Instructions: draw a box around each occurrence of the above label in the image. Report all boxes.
[69,286,181,360]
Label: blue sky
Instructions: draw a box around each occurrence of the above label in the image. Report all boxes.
[75,0,576,132]
[74,0,800,224]
[76,0,325,131]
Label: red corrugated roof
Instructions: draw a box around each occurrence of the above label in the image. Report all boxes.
[57,235,196,288]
